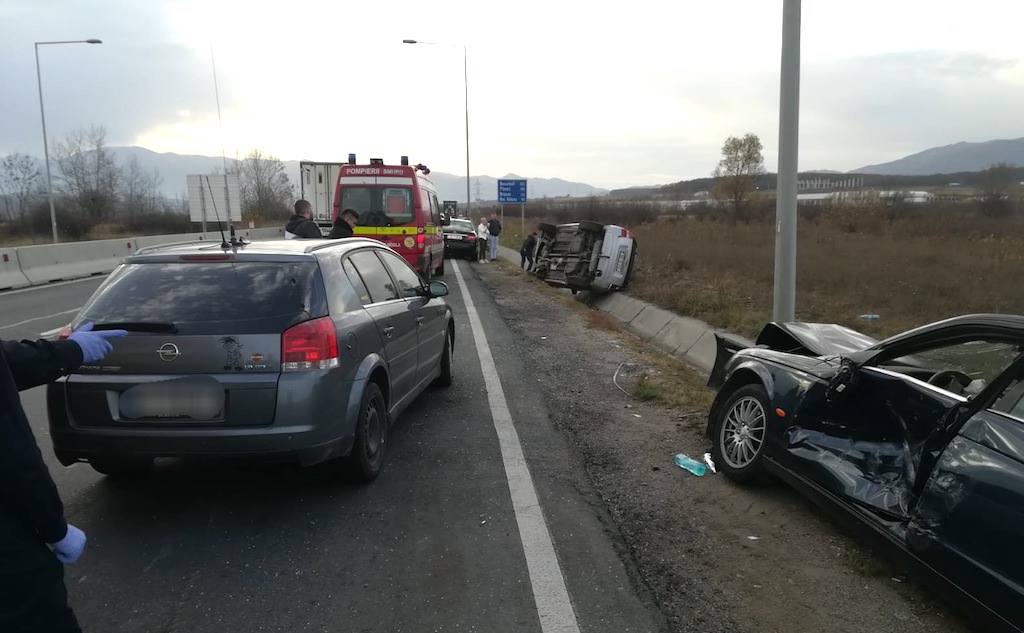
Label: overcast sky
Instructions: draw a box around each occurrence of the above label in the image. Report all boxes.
[2,0,1023,190]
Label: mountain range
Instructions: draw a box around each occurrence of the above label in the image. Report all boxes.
[103,147,609,202]
[852,137,1024,175]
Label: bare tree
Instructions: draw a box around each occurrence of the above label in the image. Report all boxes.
[0,153,41,222]
[120,156,164,219]
[53,125,120,222]
[711,133,766,221]
[232,149,294,223]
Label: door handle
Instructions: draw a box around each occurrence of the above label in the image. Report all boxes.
[382,326,395,339]
[415,316,425,326]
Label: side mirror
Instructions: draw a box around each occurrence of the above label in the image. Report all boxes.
[427,280,449,297]
[825,358,859,404]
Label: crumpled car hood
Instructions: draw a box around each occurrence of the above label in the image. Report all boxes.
[755,322,879,357]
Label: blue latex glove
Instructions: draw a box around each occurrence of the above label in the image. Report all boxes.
[49,524,87,564]
[68,322,128,363]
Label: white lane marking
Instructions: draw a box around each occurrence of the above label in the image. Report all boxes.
[0,276,104,296]
[0,307,80,331]
[452,260,581,633]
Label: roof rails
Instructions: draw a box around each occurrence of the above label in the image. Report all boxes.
[303,237,382,253]
[133,239,247,256]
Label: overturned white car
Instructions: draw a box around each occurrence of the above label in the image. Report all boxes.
[529,221,637,294]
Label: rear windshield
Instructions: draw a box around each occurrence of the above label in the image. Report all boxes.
[78,261,328,335]
[339,186,414,226]
[449,219,474,232]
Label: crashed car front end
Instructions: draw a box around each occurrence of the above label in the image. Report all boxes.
[705,315,1024,633]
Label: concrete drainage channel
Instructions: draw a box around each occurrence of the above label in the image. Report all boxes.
[495,245,752,376]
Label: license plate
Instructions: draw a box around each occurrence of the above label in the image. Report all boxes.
[119,377,224,420]
[447,234,463,240]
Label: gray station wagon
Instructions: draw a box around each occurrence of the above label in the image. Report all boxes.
[47,237,454,482]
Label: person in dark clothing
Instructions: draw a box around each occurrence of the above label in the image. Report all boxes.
[327,207,360,239]
[284,200,323,239]
[487,213,502,261]
[520,231,538,270]
[1,323,126,633]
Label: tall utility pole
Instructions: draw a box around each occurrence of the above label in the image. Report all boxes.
[402,39,471,214]
[35,38,103,244]
[773,0,801,322]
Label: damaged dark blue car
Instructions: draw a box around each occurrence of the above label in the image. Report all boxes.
[706,314,1024,633]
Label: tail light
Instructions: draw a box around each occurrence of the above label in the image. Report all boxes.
[466,234,476,242]
[282,317,339,372]
[417,233,425,249]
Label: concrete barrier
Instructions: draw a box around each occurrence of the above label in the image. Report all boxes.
[17,238,139,285]
[0,247,30,290]
[4,226,290,290]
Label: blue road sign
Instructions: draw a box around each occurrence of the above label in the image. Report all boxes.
[497,179,527,204]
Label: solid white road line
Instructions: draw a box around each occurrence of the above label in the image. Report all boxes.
[0,307,80,331]
[451,260,581,633]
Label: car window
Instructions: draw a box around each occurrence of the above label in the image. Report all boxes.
[377,250,424,298]
[77,261,327,335]
[342,258,373,306]
[347,250,399,303]
[991,376,1024,420]
[887,340,1022,395]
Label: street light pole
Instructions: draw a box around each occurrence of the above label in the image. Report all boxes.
[773,0,800,322]
[34,38,103,244]
[403,39,471,216]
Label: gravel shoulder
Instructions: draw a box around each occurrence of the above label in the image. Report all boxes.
[473,260,975,633]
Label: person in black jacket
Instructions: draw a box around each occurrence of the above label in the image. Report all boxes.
[284,200,323,239]
[327,208,360,239]
[1,324,125,632]
[520,231,538,270]
[487,212,502,261]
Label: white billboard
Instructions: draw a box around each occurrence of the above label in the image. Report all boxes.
[187,174,242,223]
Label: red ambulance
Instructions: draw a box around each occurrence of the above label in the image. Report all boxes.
[332,155,447,280]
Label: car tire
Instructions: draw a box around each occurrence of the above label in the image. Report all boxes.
[346,382,388,483]
[538,223,557,237]
[89,456,154,478]
[433,326,453,387]
[421,259,431,284]
[710,384,771,483]
[578,220,604,233]
[437,257,446,277]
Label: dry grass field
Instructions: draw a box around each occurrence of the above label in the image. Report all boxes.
[626,203,1024,339]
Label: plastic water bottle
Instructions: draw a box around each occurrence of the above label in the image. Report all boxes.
[858,314,880,321]
[673,453,707,476]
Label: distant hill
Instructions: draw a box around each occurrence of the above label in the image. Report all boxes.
[852,138,1024,176]
[102,147,607,203]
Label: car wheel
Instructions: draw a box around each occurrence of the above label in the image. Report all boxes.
[538,223,557,237]
[710,384,770,483]
[421,261,431,284]
[433,326,453,387]
[578,220,604,233]
[89,456,154,478]
[437,257,446,277]
[346,382,388,483]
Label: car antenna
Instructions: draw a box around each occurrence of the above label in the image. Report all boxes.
[203,175,247,248]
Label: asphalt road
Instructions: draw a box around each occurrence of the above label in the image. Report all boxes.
[2,262,667,632]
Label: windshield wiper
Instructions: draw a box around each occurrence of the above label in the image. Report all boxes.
[91,321,179,333]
